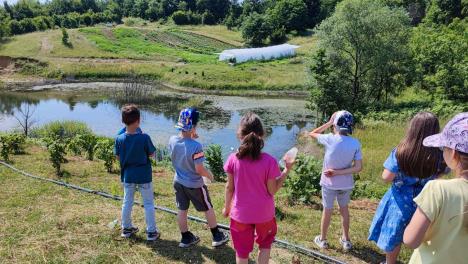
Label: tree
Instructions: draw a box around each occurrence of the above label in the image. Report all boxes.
[62,28,72,47]
[410,18,467,101]
[425,0,462,24]
[309,49,350,118]
[13,104,37,137]
[241,12,270,46]
[172,10,189,24]
[266,0,308,32]
[314,0,411,112]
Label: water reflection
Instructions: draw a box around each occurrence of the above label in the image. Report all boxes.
[0,90,314,159]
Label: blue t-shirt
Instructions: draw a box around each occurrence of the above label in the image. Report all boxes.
[317,133,362,190]
[114,133,156,184]
[117,127,142,135]
[169,135,205,188]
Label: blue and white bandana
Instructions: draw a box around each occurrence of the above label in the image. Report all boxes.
[175,108,196,132]
[334,110,354,134]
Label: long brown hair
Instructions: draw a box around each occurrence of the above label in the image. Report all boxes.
[396,112,444,179]
[236,112,265,160]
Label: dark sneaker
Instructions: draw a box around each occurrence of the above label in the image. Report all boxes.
[147,231,160,241]
[179,232,200,248]
[121,227,139,238]
[212,231,229,247]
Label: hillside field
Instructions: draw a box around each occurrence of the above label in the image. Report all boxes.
[0,24,315,91]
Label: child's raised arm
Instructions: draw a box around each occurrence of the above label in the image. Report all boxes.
[309,112,336,139]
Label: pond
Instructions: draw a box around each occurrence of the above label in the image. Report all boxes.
[0,82,315,159]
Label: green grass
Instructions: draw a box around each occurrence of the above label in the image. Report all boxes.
[0,25,312,91]
[0,143,412,263]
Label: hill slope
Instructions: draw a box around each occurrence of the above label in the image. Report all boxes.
[0,24,315,91]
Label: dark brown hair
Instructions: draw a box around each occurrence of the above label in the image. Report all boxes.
[121,104,140,125]
[396,112,444,179]
[236,112,265,160]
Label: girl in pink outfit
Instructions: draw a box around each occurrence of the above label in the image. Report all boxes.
[223,112,294,264]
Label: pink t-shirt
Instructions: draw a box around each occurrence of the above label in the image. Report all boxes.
[224,152,282,224]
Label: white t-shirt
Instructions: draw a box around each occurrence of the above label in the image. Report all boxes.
[317,133,362,190]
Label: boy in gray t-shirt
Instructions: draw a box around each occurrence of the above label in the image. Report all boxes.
[169,108,229,248]
[309,110,363,252]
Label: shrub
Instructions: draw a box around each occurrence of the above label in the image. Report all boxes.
[285,154,322,204]
[31,121,92,140]
[205,144,226,182]
[8,134,26,154]
[69,133,98,161]
[95,138,115,173]
[44,136,68,177]
[172,11,189,25]
[0,134,26,161]
[62,28,72,47]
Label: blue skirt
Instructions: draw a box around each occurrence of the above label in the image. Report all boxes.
[368,187,417,252]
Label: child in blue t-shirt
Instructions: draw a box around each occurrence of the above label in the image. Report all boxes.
[114,104,160,241]
[169,108,229,248]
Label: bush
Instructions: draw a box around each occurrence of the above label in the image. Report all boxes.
[95,138,115,173]
[0,134,26,161]
[285,154,322,204]
[352,180,387,199]
[205,144,226,182]
[172,11,189,25]
[68,133,98,161]
[44,136,68,177]
[62,28,72,47]
[31,121,92,140]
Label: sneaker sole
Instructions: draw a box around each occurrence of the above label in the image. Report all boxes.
[121,232,137,238]
[147,233,161,241]
[212,237,229,247]
[178,238,200,248]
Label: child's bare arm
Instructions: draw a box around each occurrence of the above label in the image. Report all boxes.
[381,169,396,183]
[324,159,362,177]
[195,163,214,181]
[309,112,336,139]
[403,207,431,249]
[223,173,235,217]
[267,162,293,195]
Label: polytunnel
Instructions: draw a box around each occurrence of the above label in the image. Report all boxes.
[219,44,300,63]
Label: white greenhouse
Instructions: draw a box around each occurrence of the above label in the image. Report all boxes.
[219,44,300,63]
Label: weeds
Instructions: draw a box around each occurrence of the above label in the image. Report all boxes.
[205,144,226,182]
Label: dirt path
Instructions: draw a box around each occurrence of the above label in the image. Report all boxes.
[40,37,53,55]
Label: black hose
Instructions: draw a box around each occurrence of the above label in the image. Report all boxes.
[0,161,347,264]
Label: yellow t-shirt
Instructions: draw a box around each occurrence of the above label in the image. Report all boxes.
[409,178,468,264]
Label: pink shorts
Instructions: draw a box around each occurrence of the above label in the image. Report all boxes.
[230,218,277,259]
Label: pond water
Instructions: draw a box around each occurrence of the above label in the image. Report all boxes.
[0,83,315,160]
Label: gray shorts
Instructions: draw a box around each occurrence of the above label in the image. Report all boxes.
[321,186,352,209]
[174,182,213,212]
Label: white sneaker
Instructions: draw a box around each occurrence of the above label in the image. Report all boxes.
[314,235,329,249]
[339,237,352,251]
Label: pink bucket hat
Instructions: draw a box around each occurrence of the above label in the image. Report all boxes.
[423,112,468,154]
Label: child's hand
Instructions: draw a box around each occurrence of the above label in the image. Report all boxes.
[324,169,336,177]
[284,159,295,171]
[222,207,230,218]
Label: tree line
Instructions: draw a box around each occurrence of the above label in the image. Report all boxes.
[309,0,466,118]
[0,0,331,41]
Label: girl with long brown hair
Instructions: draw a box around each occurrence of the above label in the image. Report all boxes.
[222,112,294,264]
[368,112,447,264]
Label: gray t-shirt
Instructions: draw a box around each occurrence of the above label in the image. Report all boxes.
[317,133,362,190]
[169,135,205,188]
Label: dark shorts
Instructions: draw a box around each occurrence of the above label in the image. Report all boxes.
[174,182,213,212]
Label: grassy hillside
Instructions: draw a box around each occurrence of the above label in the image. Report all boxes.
[0,143,412,264]
[0,24,315,91]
